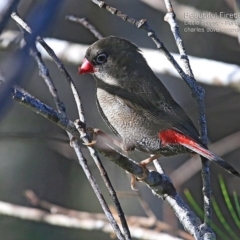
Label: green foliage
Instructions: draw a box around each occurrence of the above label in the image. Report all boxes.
[184,175,240,240]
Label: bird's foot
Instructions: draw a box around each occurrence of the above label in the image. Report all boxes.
[139,154,161,166]
[84,127,121,148]
[84,127,114,146]
[82,127,101,146]
[130,154,161,191]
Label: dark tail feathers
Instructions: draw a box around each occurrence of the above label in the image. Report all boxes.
[182,141,240,178]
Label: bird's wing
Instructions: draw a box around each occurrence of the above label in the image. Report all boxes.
[114,87,202,145]
[96,79,202,145]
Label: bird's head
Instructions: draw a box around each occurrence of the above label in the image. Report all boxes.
[78,36,148,85]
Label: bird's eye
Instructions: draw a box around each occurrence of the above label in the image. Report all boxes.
[96,53,108,64]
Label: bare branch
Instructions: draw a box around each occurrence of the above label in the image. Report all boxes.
[31,48,66,113]
[74,120,131,240]
[66,16,103,40]
[12,86,79,136]
[0,0,64,118]
[117,191,157,222]
[70,138,126,240]
[161,0,211,229]
[140,0,239,38]
[163,0,194,78]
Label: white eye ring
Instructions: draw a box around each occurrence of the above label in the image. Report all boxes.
[96,53,108,64]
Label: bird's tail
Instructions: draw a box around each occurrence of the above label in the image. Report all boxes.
[160,129,240,177]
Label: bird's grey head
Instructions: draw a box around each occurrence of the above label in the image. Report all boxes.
[79,36,149,86]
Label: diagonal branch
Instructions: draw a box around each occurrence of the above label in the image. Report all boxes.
[163,0,194,78]
[140,0,238,38]
[0,0,64,118]
[66,15,104,40]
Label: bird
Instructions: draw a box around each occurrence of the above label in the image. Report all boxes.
[78,36,240,180]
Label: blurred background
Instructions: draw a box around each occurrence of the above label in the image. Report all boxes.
[0,0,240,239]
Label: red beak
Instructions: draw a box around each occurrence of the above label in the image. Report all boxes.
[78,58,95,74]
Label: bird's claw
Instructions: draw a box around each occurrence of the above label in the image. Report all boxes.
[84,127,101,147]
[130,163,148,191]
[130,154,161,190]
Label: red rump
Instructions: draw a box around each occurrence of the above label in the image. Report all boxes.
[159,129,212,158]
[78,58,95,74]
[159,129,193,146]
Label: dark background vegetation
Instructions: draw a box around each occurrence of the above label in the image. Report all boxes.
[0,0,240,239]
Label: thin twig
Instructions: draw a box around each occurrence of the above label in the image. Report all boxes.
[201,160,212,227]
[0,0,64,119]
[66,16,103,40]
[153,159,164,174]
[71,138,125,240]
[74,120,131,240]
[162,0,211,229]
[37,37,86,122]
[12,86,79,136]
[163,0,194,78]
[140,0,238,38]
[30,46,66,114]
[117,191,157,223]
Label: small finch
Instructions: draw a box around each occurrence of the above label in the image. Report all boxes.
[79,36,240,178]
